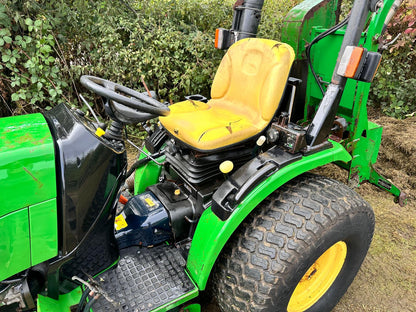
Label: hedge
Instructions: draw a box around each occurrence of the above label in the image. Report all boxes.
[0,0,414,118]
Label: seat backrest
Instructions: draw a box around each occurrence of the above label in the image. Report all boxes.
[210,38,295,124]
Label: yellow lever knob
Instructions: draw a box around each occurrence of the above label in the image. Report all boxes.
[95,127,105,137]
[220,160,234,174]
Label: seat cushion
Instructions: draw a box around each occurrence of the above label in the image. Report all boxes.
[159,38,295,152]
[160,99,264,151]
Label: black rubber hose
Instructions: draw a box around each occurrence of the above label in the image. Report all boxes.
[306,14,351,96]
[125,150,164,179]
[82,296,98,312]
[76,288,90,312]
[125,158,151,179]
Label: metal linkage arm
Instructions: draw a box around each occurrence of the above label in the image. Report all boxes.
[305,0,376,146]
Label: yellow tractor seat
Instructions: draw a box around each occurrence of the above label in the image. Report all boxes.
[159,38,295,152]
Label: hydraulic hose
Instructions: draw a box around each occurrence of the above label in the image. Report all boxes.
[76,288,90,312]
[306,15,351,96]
[306,0,373,146]
[83,296,98,312]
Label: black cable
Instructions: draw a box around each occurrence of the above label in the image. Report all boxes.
[306,14,351,96]
[1,272,28,285]
[0,278,23,284]
[82,296,98,312]
[125,157,150,180]
[76,288,90,312]
[125,150,164,180]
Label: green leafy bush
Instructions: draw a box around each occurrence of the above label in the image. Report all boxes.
[0,0,237,117]
[0,3,69,115]
[258,0,300,40]
[4,0,412,121]
[59,0,238,103]
[369,0,416,118]
[0,0,305,118]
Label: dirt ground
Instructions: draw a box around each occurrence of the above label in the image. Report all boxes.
[127,116,416,311]
[329,115,416,312]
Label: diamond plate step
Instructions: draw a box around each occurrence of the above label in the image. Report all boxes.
[91,245,197,312]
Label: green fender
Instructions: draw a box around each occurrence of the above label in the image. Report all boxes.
[186,141,351,290]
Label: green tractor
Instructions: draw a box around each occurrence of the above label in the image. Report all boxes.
[0,0,407,311]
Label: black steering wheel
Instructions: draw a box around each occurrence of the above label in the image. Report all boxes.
[80,75,169,124]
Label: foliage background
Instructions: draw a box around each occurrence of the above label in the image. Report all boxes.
[0,0,235,117]
[0,0,415,118]
[368,0,416,118]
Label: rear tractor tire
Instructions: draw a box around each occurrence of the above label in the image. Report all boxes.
[212,173,374,312]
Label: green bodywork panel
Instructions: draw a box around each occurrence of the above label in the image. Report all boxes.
[281,0,340,59]
[0,208,30,281]
[134,149,165,195]
[187,141,351,289]
[0,114,56,214]
[182,303,201,312]
[0,113,57,280]
[29,198,58,266]
[37,288,83,312]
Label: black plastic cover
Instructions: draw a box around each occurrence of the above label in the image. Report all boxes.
[148,182,197,241]
[356,51,382,83]
[144,127,168,154]
[211,146,302,221]
[115,191,171,248]
[44,103,126,289]
[166,144,254,185]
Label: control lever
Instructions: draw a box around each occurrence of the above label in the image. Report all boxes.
[79,94,107,136]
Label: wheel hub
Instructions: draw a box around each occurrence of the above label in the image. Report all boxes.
[287,241,348,312]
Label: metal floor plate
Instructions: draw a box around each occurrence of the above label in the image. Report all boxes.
[92,245,196,312]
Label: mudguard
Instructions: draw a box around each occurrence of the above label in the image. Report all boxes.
[211,146,302,221]
[186,141,351,290]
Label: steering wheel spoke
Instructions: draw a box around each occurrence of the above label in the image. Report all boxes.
[80,75,170,124]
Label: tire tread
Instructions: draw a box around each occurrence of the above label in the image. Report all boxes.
[211,173,374,312]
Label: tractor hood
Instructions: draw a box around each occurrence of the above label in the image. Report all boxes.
[0,113,57,281]
[0,113,56,214]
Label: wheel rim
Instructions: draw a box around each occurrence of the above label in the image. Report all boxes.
[287,241,347,312]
